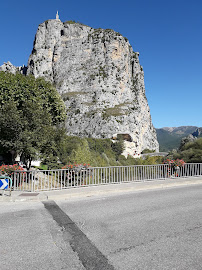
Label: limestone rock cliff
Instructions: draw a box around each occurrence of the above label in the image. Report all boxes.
[27,19,159,155]
[0,61,27,75]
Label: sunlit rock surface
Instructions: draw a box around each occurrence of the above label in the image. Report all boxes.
[27,19,159,154]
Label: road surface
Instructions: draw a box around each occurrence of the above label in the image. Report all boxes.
[0,184,202,269]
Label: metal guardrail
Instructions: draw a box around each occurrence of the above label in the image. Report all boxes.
[10,163,202,192]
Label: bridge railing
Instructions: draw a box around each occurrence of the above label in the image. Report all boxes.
[11,163,202,192]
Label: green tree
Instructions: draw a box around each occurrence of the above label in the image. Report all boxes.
[111,139,124,160]
[57,135,83,165]
[173,137,202,163]
[87,138,112,154]
[0,71,66,169]
[69,139,92,164]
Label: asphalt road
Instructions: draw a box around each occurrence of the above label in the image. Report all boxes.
[0,185,202,270]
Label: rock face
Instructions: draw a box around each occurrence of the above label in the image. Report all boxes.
[0,61,27,75]
[27,19,159,154]
[192,128,202,138]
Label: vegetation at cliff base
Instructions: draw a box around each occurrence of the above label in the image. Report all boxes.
[44,135,163,170]
[55,136,125,168]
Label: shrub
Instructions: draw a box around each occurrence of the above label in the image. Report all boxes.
[62,163,90,172]
[65,20,76,24]
[61,163,90,186]
[163,159,185,167]
[141,149,155,154]
[0,164,25,176]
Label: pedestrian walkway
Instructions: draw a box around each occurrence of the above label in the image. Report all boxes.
[1,176,202,202]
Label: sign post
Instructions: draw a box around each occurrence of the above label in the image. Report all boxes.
[0,176,12,196]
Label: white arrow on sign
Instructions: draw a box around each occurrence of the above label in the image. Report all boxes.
[0,179,8,190]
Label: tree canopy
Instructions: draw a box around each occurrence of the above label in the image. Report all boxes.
[0,71,66,168]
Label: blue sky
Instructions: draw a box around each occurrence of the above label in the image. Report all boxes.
[0,0,201,128]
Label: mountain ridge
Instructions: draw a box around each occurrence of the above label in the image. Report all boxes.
[156,126,201,151]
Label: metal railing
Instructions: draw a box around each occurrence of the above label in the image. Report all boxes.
[11,163,202,192]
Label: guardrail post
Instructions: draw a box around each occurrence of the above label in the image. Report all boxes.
[31,171,34,192]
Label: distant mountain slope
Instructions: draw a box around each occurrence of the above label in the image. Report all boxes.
[156,126,198,151]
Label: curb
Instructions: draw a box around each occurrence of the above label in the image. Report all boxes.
[0,192,48,202]
[43,179,202,201]
[1,177,202,202]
